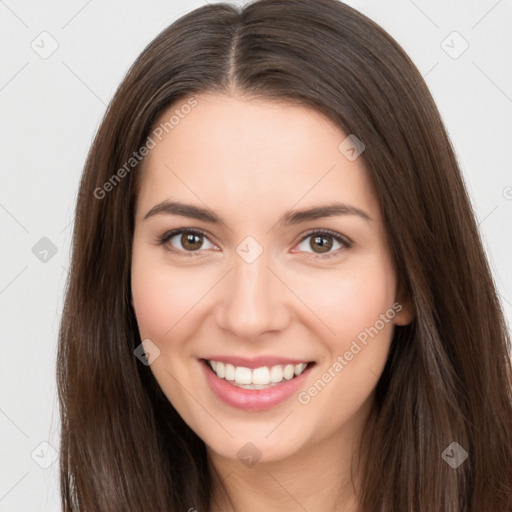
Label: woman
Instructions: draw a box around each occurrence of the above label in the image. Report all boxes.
[57,0,512,510]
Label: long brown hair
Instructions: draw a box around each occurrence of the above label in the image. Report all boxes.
[57,0,512,510]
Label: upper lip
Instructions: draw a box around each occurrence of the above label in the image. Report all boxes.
[201,355,314,369]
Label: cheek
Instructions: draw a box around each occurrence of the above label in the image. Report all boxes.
[293,262,396,428]
[130,239,171,343]
[292,257,397,347]
[131,247,215,346]
[131,264,172,341]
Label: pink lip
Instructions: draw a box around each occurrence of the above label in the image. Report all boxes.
[201,355,312,369]
[200,359,315,411]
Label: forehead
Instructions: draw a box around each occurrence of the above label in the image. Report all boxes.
[136,93,379,222]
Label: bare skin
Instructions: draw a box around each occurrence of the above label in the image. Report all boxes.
[131,92,413,512]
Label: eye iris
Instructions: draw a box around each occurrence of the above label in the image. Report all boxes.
[182,233,202,251]
[311,235,333,253]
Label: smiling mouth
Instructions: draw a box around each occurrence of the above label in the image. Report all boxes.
[201,359,316,390]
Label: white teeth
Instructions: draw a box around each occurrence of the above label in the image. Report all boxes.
[215,361,225,378]
[295,363,307,375]
[234,366,252,385]
[208,360,310,387]
[269,365,283,382]
[225,363,235,381]
[252,366,270,385]
[283,364,295,380]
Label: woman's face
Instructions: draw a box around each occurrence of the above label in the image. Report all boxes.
[131,92,412,464]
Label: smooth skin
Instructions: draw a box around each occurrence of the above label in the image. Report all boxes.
[131,92,414,512]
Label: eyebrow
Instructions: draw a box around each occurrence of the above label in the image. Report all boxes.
[143,200,372,226]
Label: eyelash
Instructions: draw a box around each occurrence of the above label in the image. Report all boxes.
[154,228,352,260]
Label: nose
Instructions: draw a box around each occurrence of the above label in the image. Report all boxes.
[214,248,290,340]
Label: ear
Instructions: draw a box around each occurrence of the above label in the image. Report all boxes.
[393,281,415,326]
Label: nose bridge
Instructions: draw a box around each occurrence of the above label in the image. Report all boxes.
[217,241,286,338]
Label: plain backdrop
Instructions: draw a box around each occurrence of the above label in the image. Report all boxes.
[1,0,511,510]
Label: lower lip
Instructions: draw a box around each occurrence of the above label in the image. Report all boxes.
[200,359,315,411]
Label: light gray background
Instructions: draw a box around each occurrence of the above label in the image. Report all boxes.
[1,0,511,510]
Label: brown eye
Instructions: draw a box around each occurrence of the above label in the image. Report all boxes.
[180,232,203,251]
[295,230,351,259]
[310,234,333,253]
[157,229,216,255]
